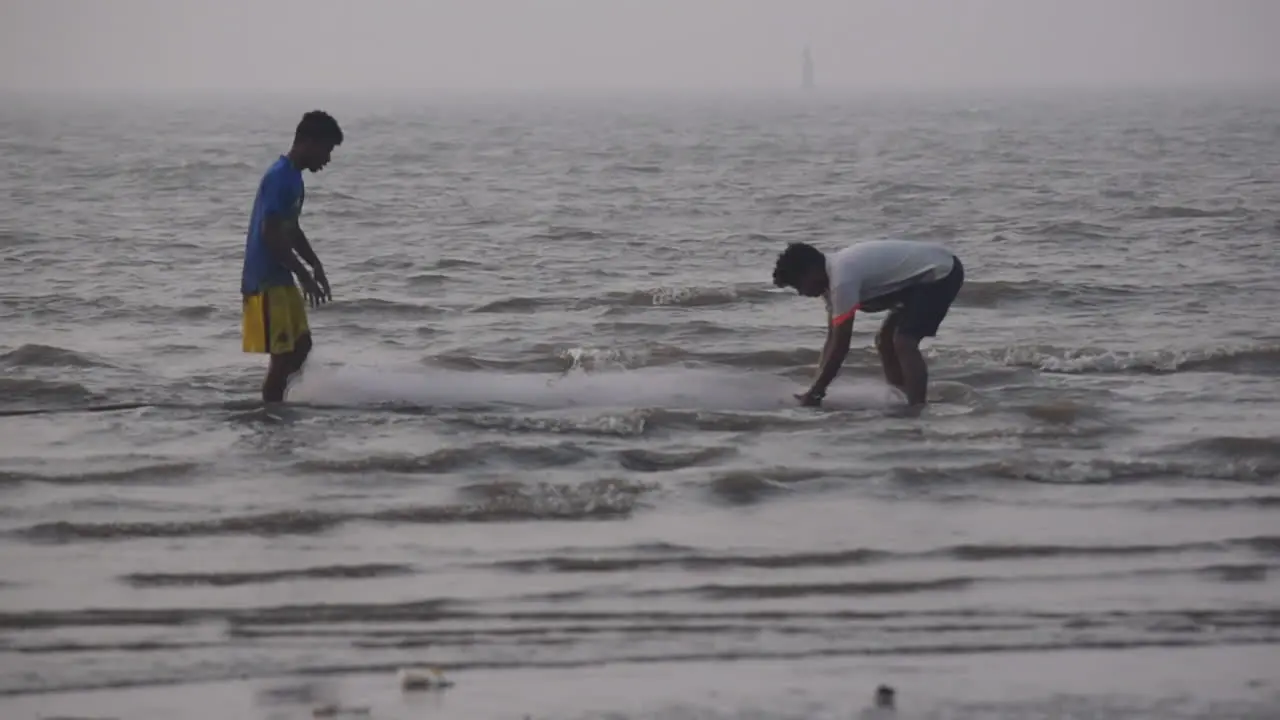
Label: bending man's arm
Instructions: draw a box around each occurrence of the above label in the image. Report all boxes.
[799,288,858,406]
[813,297,837,382]
[813,297,832,375]
[805,315,854,401]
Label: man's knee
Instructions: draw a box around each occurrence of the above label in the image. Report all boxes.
[271,334,312,374]
[288,334,313,370]
[892,330,922,356]
[876,314,900,350]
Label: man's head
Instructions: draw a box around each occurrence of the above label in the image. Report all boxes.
[772,241,828,297]
[291,110,344,172]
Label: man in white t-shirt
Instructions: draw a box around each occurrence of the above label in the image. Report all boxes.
[771,239,965,408]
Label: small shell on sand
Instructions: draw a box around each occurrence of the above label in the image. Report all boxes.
[397,666,455,691]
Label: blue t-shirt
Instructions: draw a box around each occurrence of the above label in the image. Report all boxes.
[241,155,305,295]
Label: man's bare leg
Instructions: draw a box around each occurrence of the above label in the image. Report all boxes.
[876,313,906,391]
[261,334,312,403]
[263,355,291,403]
[892,332,928,406]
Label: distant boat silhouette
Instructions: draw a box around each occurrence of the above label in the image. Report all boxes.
[802,46,815,90]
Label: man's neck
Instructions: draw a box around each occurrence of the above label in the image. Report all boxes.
[284,149,303,169]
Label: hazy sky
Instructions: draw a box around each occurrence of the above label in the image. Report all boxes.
[3,0,1278,92]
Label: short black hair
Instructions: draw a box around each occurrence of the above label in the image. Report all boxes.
[295,110,344,146]
[772,241,826,288]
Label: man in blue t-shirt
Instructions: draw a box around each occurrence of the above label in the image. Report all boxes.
[240,110,344,403]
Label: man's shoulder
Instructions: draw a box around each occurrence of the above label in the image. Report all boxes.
[828,242,876,274]
[840,237,927,252]
[839,238,953,262]
[261,156,302,188]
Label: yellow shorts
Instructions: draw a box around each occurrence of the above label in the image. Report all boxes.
[242,285,310,355]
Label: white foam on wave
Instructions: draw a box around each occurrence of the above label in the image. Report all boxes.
[287,364,902,413]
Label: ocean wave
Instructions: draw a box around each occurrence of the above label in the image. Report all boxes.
[1179,436,1280,460]
[11,478,655,543]
[3,599,1276,698]
[892,455,1276,485]
[119,563,415,589]
[321,297,447,318]
[648,577,974,600]
[5,598,1274,636]
[1025,219,1119,241]
[953,279,1146,309]
[443,409,654,437]
[1138,495,1280,510]
[986,342,1280,376]
[6,633,1280,699]
[595,564,1277,601]
[632,345,829,371]
[617,446,738,473]
[467,282,781,316]
[1131,205,1246,220]
[593,319,738,340]
[433,257,484,270]
[0,460,200,488]
[292,441,594,475]
[0,377,96,407]
[528,226,605,242]
[171,304,224,320]
[287,364,901,413]
[0,294,131,322]
[421,342,868,376]
[15,510,344,543]
[0,343,114,369]
[444,407,823,437]
[707,467,829,504]
[405,272,449,288]
[470,295,564,314]
[491,548,891,574]
[395,338,1278,387]
[424,349,566,372]
[596,283,778,310]
[486,536,1277,574]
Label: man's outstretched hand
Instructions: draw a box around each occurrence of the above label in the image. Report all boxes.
[300,274,328,308]
[313,266,333,303]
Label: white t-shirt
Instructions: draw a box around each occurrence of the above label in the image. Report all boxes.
[826,239,957,325]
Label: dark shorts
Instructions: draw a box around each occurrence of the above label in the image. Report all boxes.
[874,256,965,339]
